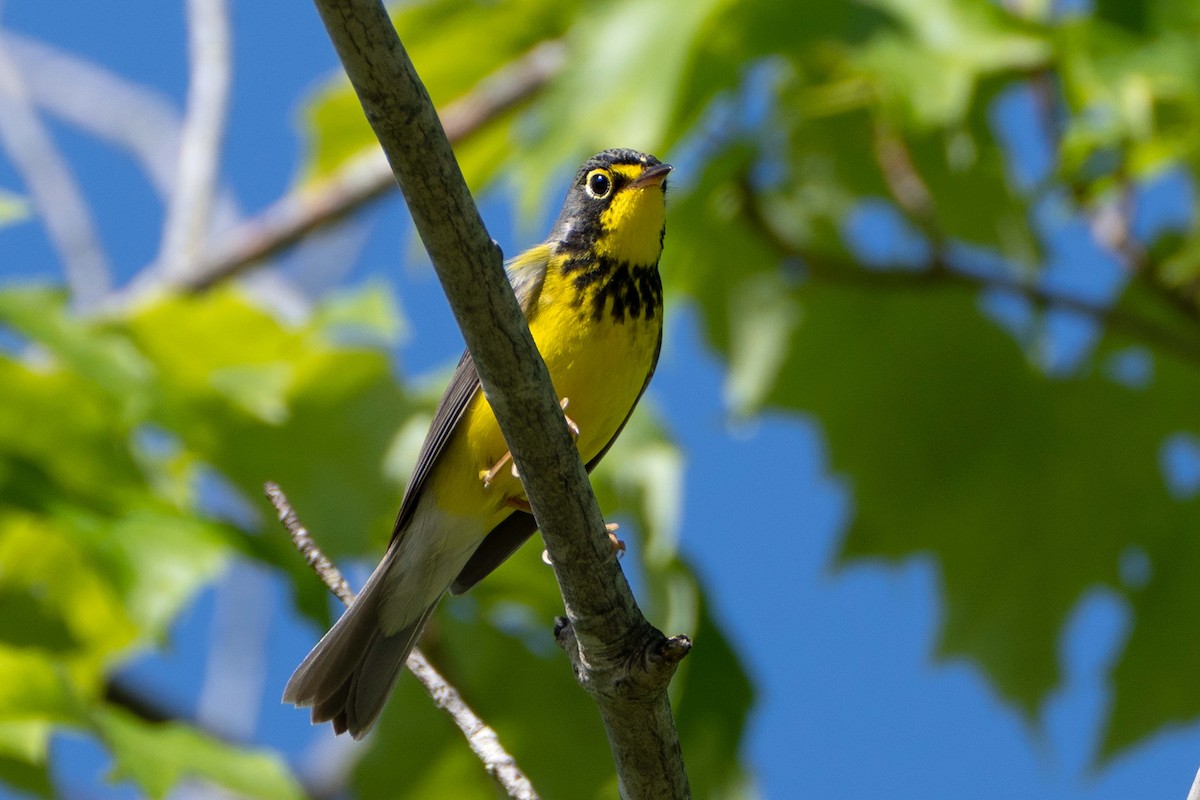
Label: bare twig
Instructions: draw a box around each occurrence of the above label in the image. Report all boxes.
[264,482,540,800]
[308,2,691,797]
[0,31,111,308]
[266,481,352,605]
[1187,767,1200,800]
[177,40,565,293]
[158,0,233,279]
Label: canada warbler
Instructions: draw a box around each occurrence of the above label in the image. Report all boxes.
[284,148,671,738]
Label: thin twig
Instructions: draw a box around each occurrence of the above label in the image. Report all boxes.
[263,482,540,800]
[177,40,565,293]
[0,31,112,308]
[266,481,353,605]
[158,0,233,279]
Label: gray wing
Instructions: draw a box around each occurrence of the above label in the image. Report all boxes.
[389,249,549,541]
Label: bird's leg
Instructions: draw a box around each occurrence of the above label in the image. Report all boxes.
[479,397,580,488]
[605,522,625,559]
[479,451,512,489]
[560,397,581,440]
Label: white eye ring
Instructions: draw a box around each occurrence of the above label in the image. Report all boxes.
[585,170,612,199]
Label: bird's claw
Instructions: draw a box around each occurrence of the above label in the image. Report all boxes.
[480,398,580,490]
[560,397,580,440]
[606,522,625,560]
[479,451,513,489]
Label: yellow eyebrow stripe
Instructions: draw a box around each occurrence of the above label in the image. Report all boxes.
[610,163,643,181]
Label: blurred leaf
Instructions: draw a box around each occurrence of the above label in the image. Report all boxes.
[121,288,410,564]
[0,190,30,228]
[671,1,889,146]
[0,755,52,799]
[300,0,576,185]
[93,706,304,800]
[65,509,231,641]
[0,721,49,762]
[904,118,1039,262]
[0,515,138,678]
[0,722,52,797]
[513,0,727,211]
[312,282,407,348]
[0,356,145,515]
[853,0,1049,129]
[759,278,1199,740]
[0,647,81,723]
[0,287,153,417]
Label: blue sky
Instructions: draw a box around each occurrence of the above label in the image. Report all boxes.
[2,2,1199,798]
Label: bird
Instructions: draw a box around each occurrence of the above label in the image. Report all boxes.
[283,148,672,739]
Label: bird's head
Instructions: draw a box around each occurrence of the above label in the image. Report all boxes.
[551,148,671,268]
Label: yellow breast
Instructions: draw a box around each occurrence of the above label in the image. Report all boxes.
[433,254,662,531]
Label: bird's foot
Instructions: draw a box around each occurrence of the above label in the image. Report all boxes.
[560,397,580,440]
[605,522,625,560]
[479,451,514,489]
[479,397,580,489]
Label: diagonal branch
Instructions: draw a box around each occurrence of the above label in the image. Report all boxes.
[265,482,539,800]
[307,2,692,797]
[176,40,564,293]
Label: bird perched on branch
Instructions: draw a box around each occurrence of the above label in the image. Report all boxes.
[284,148,671,738]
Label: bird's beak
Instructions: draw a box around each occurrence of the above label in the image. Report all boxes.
[631,163,673,188]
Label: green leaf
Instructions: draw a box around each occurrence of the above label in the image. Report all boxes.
[300,0,576,185]
[513,0,727,212]
[93,707,304,800]
[0,287,153,417]
[0,721,53,797]
[0,648,81,723]
[0,190,29,229]
[0,721,49,763]
[853,0,1049,129]
[121,289,410,563]
[65,508,231,641]
[0,755,52,799]
[0,515,138,676]
[761,279,1200,742]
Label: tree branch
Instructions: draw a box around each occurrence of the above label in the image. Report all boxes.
[1187,767,1200,800]
[176,40,564,293]
[158,0,233,280]
[739,178,1200,368]
[264,482,540,800]
[307,2,692,797]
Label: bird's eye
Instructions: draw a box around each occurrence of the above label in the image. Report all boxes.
[585,170,612,199]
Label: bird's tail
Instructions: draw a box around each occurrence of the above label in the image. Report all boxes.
[283,560,439,739]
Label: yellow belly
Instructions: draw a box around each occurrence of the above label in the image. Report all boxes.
[429,298,660,532]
